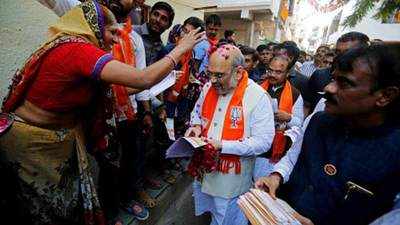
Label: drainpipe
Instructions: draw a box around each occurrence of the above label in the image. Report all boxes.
[274,17,281,42]
[250,20,255,47]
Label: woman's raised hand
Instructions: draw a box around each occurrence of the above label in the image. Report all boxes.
[176,27,205,54]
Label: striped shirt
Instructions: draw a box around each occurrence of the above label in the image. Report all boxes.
[299,61,317,78]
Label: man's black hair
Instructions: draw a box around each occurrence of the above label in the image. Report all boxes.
[282,41,298,48]
[183,17,205,31]
[256,44,267,53]
[336,31,369,47]
[205,14,222,26]
[256,42,277,53]
[335,44,400,119]
[273,43,300,69]
[224,30,235,39]
[151,2,175,27]
[241,46,258,62]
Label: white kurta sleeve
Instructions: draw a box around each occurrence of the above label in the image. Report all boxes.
[272,126,303,183]
[37,0,79,16]
[272,107,318,183]
[221,93,275,157]
[130,31,150,101]
[190,85,207,126]
[287,95,304,128]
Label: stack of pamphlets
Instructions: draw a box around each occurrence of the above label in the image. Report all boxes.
[238,189,301,225]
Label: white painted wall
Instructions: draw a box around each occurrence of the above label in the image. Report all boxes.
[0,0,58,100]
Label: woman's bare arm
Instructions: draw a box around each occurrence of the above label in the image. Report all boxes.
[100,28,204,89]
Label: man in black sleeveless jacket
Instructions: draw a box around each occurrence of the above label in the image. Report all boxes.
[256,44,400,225]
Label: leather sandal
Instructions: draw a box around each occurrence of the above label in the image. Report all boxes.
[137,190,158,208]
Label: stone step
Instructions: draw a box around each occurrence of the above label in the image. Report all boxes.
[120,170,210,225]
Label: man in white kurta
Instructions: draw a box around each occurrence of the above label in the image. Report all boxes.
[185,44,275,225]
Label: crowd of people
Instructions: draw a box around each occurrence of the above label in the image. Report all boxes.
[0,0,399,225]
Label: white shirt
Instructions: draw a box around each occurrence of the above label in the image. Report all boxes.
[37,0,80,16]
[273,97,326,183]
[287,95,304,128]
[269,85,304,128]
[128,31,149,107]
[190,83,275,157]
[299,61,317,78]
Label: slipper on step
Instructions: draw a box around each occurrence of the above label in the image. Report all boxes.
[122,200,149,221]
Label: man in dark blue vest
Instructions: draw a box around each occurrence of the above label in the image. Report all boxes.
[307,32,370,111]
[256,43,400,225]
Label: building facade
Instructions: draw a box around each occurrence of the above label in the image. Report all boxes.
[203,0,282,47]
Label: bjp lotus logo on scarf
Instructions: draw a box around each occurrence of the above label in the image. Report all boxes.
[230,106,242,129]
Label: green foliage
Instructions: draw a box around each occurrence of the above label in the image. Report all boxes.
[375,0,400,22]
[343,0,400,27]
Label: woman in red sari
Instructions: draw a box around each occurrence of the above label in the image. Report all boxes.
[0,1,202,225]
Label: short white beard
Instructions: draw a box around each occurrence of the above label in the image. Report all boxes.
[217,75,238,95]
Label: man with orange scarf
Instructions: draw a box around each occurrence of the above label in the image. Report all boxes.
[253,55,304,181]
[205,14,221,51]
[185,44,275,225]
[164,17,205,138]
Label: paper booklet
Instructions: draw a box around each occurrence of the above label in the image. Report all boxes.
[165,137,207,159]
[238,189,301,225]
[149,70,177,97]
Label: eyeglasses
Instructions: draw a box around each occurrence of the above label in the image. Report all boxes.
[266,68,287,76]
[206,71,229,80]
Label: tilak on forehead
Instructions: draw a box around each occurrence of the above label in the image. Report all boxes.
[212,44,242,62]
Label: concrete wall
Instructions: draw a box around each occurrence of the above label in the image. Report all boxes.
[0,0,203,100]
[253,12,275,47]
[205,11,275,47]
[219,17,253,45]
[0,0,58,100]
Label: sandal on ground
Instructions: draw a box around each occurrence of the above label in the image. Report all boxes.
[137,190,158,208]
[162,171,177,184]
[122,200,149,221]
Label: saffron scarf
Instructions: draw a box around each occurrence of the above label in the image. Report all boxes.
[208,36,219,55]
[208,36,219,49]
[112,17,136,121]
[201,71,249,174]
[165,50,192,103]
[261,80,293,163]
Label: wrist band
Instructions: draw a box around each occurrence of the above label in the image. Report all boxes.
[165,54,177,68]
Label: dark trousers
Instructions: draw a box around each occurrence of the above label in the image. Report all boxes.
[117,120,146,202]
[96,119,147,219]
[165,99,190,120]
[0,162,33,224]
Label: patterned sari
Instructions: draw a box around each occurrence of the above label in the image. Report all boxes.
[1,1,118,224]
